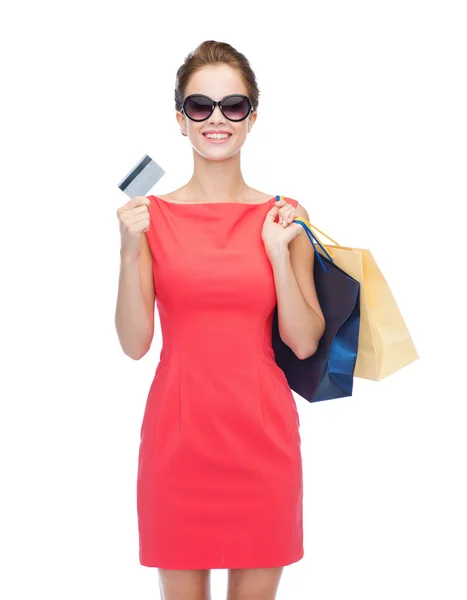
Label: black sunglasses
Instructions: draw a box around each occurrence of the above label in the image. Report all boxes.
[181,94,254,122]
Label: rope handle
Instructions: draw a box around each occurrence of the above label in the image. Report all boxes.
[275,195,341,272]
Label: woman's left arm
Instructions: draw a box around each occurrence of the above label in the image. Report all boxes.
[268,202,325,359]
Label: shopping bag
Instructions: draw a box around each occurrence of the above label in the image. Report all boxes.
[271,199,361,402]
[294,217,419,381]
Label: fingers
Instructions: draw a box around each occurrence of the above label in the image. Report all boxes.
[274,199,296,227]
[116,195,151,219]
[128,195,151,209]
[117,196,151,230]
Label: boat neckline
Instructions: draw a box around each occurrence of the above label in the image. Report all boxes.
[151,195,278,206]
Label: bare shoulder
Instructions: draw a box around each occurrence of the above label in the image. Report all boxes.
[156,191,179,201]
[255,191,277,202]
[288,199,310,252]
[289,201,310,247]
[156,188,189,203]
[292,200,309,218]
[243,188,278,203]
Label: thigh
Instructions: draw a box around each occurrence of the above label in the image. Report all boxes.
[158,568,212,600]
[227,567,284,600]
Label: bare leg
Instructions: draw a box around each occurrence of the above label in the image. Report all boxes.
[158,568,212,600]
[226,567,284,600]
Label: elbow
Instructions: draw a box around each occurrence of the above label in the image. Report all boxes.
[295,323,325,360]
[123,348,144,361]
[131,342,152,361]
[122,339,152,361]
[281,333,320,361]
[295,340,319,360]
[116,325,153,361]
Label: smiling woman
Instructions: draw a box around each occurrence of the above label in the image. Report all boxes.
[172,45,260,174]
[115,38,322,600]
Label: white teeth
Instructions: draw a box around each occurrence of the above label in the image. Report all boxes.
[205,133,230,139]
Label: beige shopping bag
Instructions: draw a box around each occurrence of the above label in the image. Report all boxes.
[294,217,419,381]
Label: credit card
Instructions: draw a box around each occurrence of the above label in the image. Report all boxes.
[118,154,165,197]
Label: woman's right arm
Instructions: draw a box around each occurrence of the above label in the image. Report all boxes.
[114,196,155,360]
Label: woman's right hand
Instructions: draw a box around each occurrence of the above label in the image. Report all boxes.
[116,195,151,260]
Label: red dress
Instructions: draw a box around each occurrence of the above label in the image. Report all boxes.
[137,195,303,569]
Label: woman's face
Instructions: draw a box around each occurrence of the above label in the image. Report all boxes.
[176,64,257,161]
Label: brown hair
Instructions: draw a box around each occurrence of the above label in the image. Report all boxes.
[174,40,260,113]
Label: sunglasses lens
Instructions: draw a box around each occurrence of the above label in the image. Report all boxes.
[222,95,250,120]
[184,96,212,120]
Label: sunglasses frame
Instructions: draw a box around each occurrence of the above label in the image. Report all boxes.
[181,94,254,122]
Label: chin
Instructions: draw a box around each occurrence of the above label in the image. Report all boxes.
[195,147,241,161]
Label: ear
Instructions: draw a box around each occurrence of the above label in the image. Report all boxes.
[176,110,186,130]
[248,110,258,132]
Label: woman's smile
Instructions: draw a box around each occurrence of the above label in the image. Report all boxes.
[202,132,233,144]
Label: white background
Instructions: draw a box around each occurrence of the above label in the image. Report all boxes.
[1,1,466,598]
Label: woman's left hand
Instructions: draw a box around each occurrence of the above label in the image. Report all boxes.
[262,197,303,258]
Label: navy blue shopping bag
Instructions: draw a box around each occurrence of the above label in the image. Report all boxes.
[271,199,361,403]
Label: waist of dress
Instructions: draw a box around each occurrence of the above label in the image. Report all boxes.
[154,348,280,374]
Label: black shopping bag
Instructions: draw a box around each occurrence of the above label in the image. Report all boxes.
[271,248,361,403]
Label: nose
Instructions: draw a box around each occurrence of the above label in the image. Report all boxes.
[209,103,225,124]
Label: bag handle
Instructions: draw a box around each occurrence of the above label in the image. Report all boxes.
[294,217,340,248]
[276,195,341,272]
